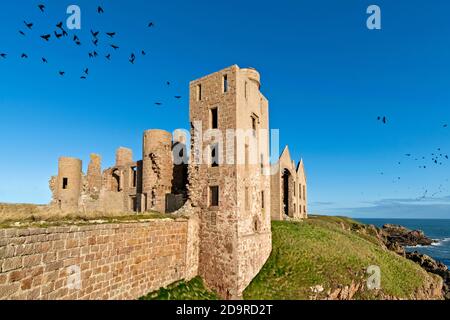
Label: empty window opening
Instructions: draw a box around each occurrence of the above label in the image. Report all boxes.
[209,186,219,207]
[303,185,306,200]
[261,191,265,209]
[260,154,264,174]
[62,177,68,190]
[299,184,302,199]
[197,84,202,101]
[245,81,248,99]
[211,144,219,167]
[210,107,218,129]
[131,167,137,188]
[223,74,228,93]
[245,144,249,167]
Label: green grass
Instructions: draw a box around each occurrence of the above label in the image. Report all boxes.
[243,216,435,300]
[139,277,218,300]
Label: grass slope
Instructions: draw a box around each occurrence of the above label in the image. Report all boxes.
[243,216,435,299]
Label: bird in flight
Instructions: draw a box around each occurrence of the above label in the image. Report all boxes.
[38,4,45,12]
[0,53,6,59]
[80,76,87,80]
[84,68,89,75]
[54,31,63,39]
[93,51,98,57]
[24,21,33,29]
[56,22,63,29]
[141,50,146,56]
[105,54,111,60]
[106,32,116,38]
[21,53,28,59]
[174,96,182,99]
[148,22,155,27]
[59,71,65,76]
[155,102,162,106]
[97,6,104,14]
[377,116,387,124]
[111,44,119,50]
[91,30,100,38]
[92,39,99,46]
[129,53,136,64]
[444,124,448,128]
[166,81,171,86]
[19,30,26,36]
[41,34,51,41]
[41,57,48,63]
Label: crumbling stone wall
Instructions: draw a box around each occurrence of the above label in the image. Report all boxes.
[270,146,308,220]
[189,65,272,299]
[0,218,199,300]
[142,130,173,213]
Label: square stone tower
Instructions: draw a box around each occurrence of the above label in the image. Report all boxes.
[189,65,272,299]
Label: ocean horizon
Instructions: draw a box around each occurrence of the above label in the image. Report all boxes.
[355,218,450,268]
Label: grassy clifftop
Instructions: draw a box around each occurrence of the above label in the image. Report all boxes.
[143,215,442,300]
[244,216,441,300]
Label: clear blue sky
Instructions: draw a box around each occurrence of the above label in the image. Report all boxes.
[1,0,449,218]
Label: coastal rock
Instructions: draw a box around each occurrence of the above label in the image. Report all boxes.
[381,224,435,247]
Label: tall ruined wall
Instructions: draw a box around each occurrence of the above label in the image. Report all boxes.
[189,65,271,299]
[0,218,199,300]
[142,130,173,213]
[86,154,102,197]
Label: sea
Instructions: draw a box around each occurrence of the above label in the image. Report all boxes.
[356,218,450,268]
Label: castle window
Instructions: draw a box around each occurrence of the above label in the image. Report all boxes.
[299,184,302,200]
[210,107,218,129]
[62,178,68,189]
[223,75,228,93]
[131,167,137,187]
[261,191,265,209]
[260,154,264,174]
[211,143,219,167]
[209,186,219,207]
[196,84,202,101]
[303,185,306,200]
[244,81,248,99]
[245,144,249,167]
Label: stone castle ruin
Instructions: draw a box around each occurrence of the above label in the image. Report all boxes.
[48,65,308,298]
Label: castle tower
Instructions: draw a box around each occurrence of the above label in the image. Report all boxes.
[142,129,173,213]
[54,157,82,211]
[189,65,272,299]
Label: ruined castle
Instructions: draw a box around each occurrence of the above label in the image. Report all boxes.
[48,65,308,298]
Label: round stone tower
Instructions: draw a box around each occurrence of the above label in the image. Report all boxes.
[56,157,82,211]
[142,129,173,213]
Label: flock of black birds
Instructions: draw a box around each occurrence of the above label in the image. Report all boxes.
[0,4,182,105]
[378,116,449,199]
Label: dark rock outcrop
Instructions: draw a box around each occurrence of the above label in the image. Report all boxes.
[381,224,436,247]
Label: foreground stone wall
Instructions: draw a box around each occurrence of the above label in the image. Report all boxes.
[0,218,199,300]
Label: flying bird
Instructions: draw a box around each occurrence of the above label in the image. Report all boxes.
[155,102,162,106]
[444,124,448,128]
[24,21,33,29]
[89,52,94,58]
[105,54,111,60]
[54,31,63,39]
[80,76,87,80]
[166,81,170,86]
[0,53,6,59]
[106,32,116,38]
[19,30,25,36]
[92,39,99,46]
[38,4,45,12]
[73,35,79,41]
[93,51,98,57]
[84,68,89,75]
[110,44,119,50]
[21,53,28,59]
[41,57,48,63]
[97,6,104,14]
[91,30,100,38]
[148,22,155,27]
[56,22,63,29]
[129,53,136,64]
[41,34,51,41]
[59,71,65,76]
[174,96,182,99]
[141,50,146,56]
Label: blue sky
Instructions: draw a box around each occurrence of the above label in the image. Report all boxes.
[0,0,449,218]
